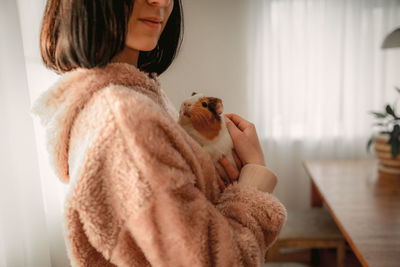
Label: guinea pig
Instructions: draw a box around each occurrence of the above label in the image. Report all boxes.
[178,92,236,185]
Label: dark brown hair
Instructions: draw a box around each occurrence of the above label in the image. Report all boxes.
[40,0,183,75]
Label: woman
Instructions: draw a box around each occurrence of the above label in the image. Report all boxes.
[32,0,287,266]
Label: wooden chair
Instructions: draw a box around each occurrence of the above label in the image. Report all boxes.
[266,208,346,267]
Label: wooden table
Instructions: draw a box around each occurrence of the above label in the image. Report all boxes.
[303,159,400,267]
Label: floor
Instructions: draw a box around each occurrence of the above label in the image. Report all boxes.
[265,246,363,267]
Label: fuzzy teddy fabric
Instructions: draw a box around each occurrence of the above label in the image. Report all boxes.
[31,63,286,267]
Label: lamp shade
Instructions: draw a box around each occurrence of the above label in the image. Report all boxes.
[382,28,400,49]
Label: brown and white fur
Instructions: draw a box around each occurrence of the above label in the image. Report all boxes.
[178,92,236,184]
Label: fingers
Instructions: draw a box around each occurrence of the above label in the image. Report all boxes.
[224,116,242,137]
[219,156,239,181]
[224,113,254,132]
[232,149,242,170]
[215,166,226,192]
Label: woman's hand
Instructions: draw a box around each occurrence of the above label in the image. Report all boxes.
[214,113,265,192]
[215,149,242,192]
[223,113,266,167]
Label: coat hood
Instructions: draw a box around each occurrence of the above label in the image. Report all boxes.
[30,63,162,183]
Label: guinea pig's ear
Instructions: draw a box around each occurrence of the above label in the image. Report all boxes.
[215,99,224,115]
[191,92,197,96]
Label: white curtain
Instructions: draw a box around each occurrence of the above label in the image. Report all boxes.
[1,0,68,266]
[247,0,400,209]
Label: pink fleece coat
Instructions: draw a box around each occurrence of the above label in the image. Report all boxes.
[31,63,286,267]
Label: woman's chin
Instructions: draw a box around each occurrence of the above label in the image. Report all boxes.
[137,42,158,52]
[144,46,158,52]
[126,39,158,52]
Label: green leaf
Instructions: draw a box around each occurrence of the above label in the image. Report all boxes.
[390,139,399,158]
[369,111,387,118]
[386,105,396,117]
[373,122,385,127]
[388,125,400,158]
[366,136,374,153]
[393,125,400,134]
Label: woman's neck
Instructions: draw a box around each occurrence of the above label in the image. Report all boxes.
[111,47,139,67]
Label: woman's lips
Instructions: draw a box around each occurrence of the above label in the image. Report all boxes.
[139,18,162,29]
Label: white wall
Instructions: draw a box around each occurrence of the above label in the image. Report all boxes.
[159,0,251,118]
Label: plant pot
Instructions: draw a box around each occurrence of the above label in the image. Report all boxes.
[374,134,400,175]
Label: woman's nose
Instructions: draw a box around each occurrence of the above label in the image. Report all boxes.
[147,0,171,7]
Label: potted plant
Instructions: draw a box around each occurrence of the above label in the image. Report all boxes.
[367,87,400,174]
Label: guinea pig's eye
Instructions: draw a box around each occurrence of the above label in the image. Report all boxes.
[202,102,208,108]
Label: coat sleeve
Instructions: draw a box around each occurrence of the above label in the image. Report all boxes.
[84,86,287,267]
